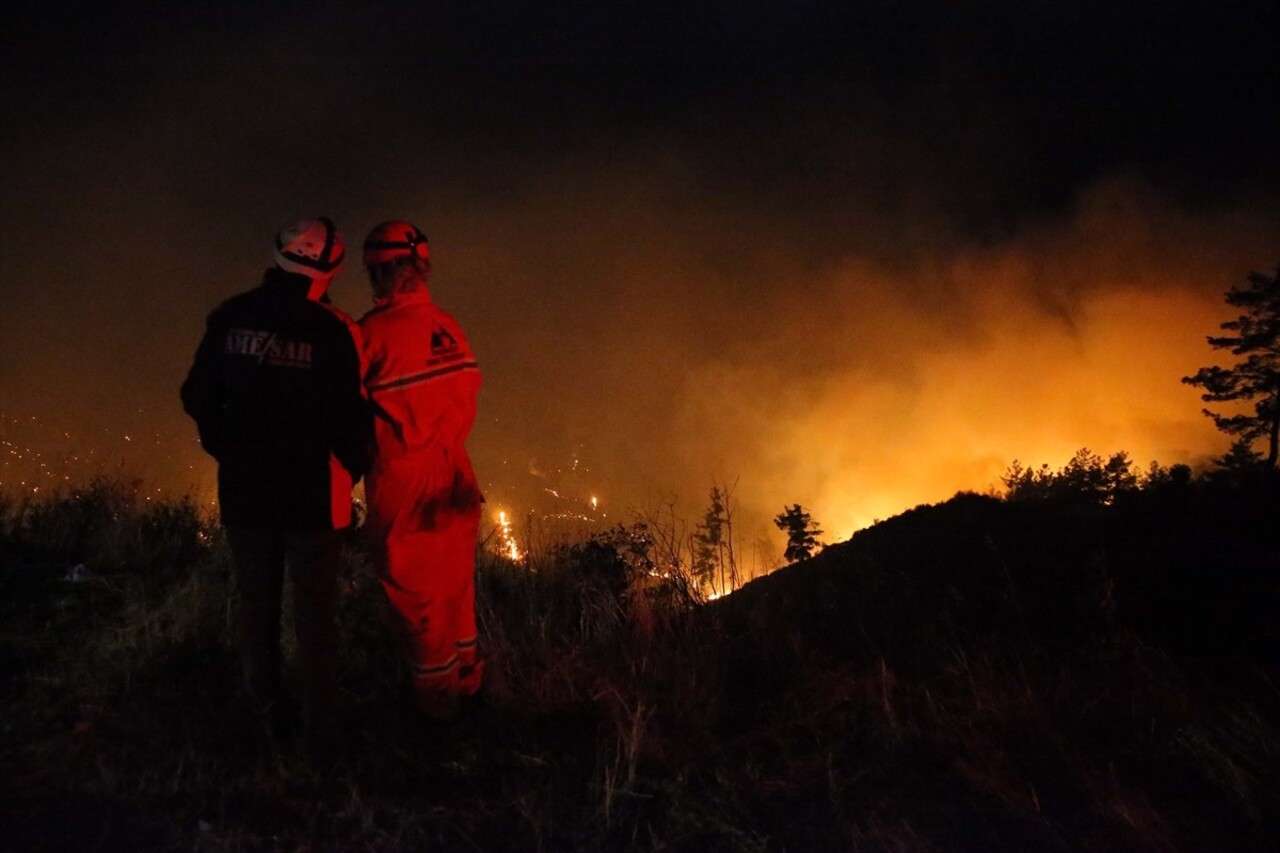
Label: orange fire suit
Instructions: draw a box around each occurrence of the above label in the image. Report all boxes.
[359,289,484,717]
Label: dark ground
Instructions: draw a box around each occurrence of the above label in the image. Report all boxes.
[1,475,1278,850]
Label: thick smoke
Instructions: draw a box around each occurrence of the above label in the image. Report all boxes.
[437,169,1275,554]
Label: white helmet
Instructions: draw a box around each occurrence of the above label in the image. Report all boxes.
[274,217,345,279]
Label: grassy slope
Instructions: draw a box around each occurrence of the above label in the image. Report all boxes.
[1,478,1277,851]
[713,484,1279,850]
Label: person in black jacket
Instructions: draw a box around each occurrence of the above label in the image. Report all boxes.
[181,218,369,753]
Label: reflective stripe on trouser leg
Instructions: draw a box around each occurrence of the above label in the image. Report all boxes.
[380,506,483,714]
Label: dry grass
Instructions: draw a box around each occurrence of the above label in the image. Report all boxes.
[1,477,1278,850]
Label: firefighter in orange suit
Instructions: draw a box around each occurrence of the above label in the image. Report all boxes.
[358,220,484,720]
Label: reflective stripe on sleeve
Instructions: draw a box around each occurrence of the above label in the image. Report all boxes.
[368,360,479,394]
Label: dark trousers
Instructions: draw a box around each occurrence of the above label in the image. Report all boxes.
[225,526,341,741]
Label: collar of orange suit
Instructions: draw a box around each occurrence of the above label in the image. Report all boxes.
[373,287,433,308]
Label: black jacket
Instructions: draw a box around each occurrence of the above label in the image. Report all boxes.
[181,268,371,529]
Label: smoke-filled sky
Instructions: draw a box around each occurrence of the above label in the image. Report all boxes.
[3,1,1278,562]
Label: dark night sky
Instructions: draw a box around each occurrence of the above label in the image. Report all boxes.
[2,1,1278,558]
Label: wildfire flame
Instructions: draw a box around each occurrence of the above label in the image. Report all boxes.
[495,510,523,562]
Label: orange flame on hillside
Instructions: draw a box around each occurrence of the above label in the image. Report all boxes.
[495,510,523,562]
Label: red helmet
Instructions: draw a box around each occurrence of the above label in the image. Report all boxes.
[363,220,430,266]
